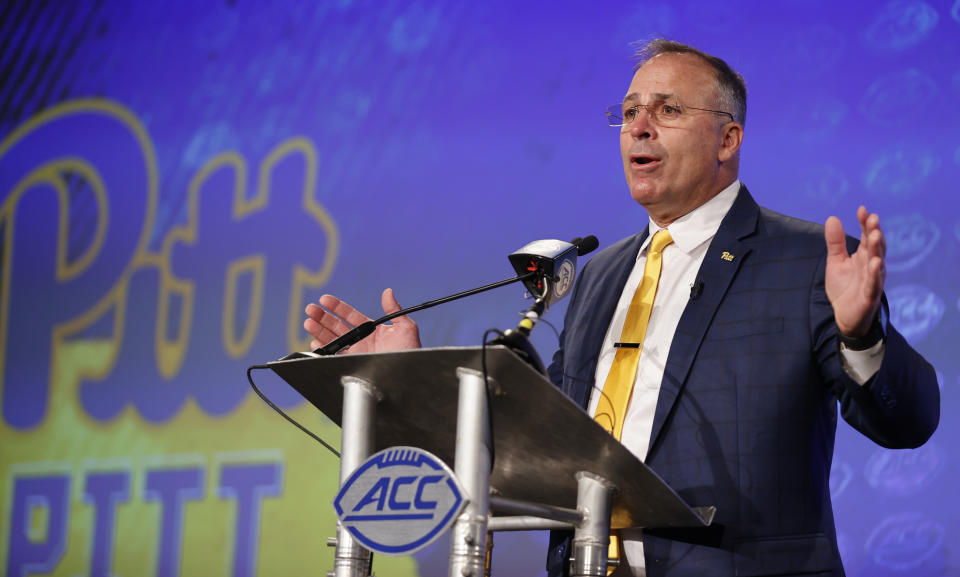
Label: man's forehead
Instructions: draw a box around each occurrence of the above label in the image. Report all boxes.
[623,53,716,102]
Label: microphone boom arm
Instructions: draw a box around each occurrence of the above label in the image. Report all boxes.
[314,270,540,356]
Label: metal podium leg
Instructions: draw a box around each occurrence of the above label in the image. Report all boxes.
[333,376,377,577]
[449,368,491,577]
[570,472,615,577]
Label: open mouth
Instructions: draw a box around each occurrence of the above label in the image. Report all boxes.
[632,155,660,166]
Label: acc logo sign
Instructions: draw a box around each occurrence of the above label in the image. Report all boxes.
[334,447,466,555]
[888,284,944,342]
[884,213,940,272]
[864,443,944,496]
[553,259,575,299]
[866,513,945,570]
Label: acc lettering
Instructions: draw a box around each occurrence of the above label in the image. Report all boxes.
[335,448,465,555]
[387,476,416,511]
[353,478,390,512]
[352,475,444,514]
[414,475,442,510]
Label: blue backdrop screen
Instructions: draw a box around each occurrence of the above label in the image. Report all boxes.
[1,1,957,576]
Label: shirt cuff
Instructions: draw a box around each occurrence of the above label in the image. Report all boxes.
[839,340,885,385]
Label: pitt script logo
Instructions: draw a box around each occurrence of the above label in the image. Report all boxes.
[0,99,339,429]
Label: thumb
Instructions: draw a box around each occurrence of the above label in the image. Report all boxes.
[824,216,848,260]
[381,288,414,325]
[382,288,415,326]
[381,288,402,314]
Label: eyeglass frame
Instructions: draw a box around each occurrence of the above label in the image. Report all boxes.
[605,100,735,129]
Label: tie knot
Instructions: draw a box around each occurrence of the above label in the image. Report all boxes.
[650,229,673,254]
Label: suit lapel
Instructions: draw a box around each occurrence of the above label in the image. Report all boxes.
[569,230,649,409]
[646,186,760,460]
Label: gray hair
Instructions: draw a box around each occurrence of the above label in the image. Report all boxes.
[634,39,747,126]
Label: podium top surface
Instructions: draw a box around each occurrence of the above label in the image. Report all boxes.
[269,346,712,530]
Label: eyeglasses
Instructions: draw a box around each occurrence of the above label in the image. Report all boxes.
[605,101,734,128]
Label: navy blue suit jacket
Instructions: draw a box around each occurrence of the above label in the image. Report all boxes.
[546,187,940,577]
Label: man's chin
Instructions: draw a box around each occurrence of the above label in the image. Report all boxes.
[628,183,661,206]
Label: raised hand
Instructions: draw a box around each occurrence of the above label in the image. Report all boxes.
[824,206,886,337]
[304,288,422,353]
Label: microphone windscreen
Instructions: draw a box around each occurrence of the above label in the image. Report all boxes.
[576,235,599,256]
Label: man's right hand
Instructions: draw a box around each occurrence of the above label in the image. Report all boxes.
[304,288,422,353]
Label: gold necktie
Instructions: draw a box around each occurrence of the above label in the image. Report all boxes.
[595,230,672,575]
[594,229,673,439]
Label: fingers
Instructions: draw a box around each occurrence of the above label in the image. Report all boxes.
[870,255,883,285]
[866,227,885,259]
[824,215,848,259]
[303,290,418,352]
[303,294,371,345]
[317,294,372,327]
[857,206,886,301]
[857,205,886,261]
[303,318,338,348]
[828,208,887,261]
[860,254,885,306]
[303,303,352,344]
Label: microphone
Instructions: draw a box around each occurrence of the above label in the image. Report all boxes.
[508,235,598,308]
[508,235,597,336]
[574,235,600,255]
[301,235,598,358]
[493,235,599,373]
[690,280,704,301]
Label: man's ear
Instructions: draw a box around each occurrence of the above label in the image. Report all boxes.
[718,122,743,163]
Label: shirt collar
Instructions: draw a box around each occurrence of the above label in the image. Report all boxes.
[640,179,741,257]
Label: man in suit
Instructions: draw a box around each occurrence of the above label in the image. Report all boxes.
[305,39,939,576]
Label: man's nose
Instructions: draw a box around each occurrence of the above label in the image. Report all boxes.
[627,109,655,139]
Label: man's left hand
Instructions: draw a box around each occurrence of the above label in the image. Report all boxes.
[824,206,886,337]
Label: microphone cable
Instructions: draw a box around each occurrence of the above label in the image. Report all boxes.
[481,328,505,470]
[247,363,341,458]
[537,316,561,343]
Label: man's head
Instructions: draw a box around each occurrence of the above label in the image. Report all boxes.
[618,39,746,226]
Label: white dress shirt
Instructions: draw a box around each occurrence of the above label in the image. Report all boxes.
[586,181,884,573]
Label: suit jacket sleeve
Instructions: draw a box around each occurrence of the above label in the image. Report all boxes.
[810,252,940,449]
